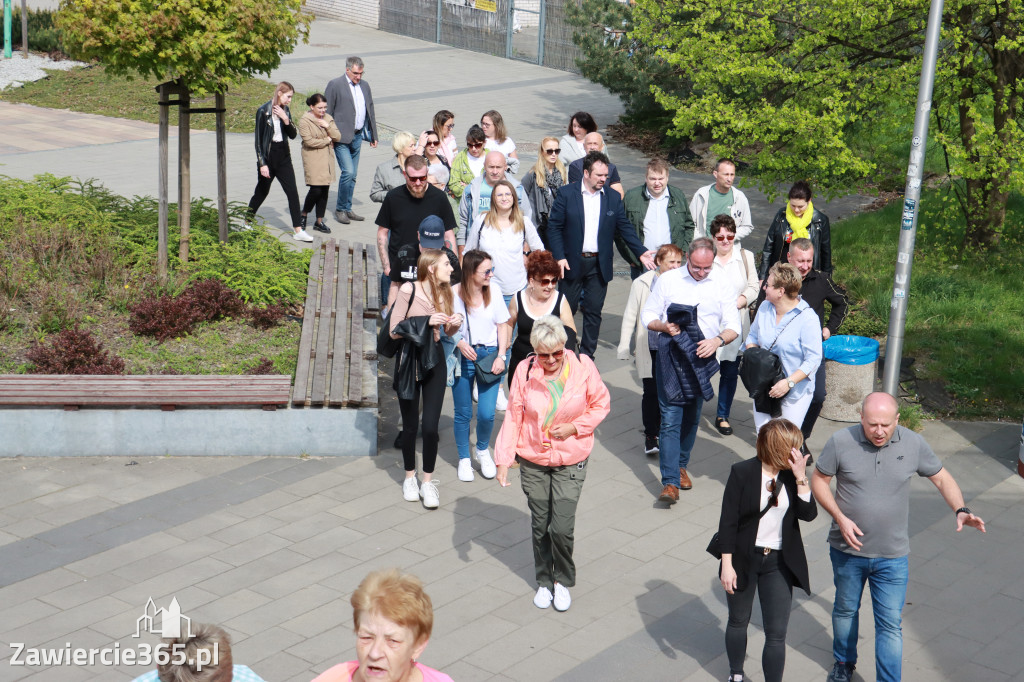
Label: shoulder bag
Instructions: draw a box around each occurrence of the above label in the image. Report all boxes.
[377,285,416,359]
[465,305,503,384]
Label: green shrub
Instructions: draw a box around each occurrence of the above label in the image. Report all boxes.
[9,8,65,54]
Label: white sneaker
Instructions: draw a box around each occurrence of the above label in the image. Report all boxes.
[553,583,571,611]
[475,448,496,479]
[402,476,419,502]
[533,586,553,609]
[458,458,474,482]
[293,230,314,242]
[420,479,439,508]
[496,386,508,411]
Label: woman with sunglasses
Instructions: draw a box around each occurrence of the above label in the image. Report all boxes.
[710,214,759,437]
[422,129,451,194]
[451,250,510,482]
[495,314,610,612]
[521,136,568,247]
[617,243,684,456]
[448,125,488,206]
[416,110,457,166]
[717,417,816,682]
[507,251,576,388]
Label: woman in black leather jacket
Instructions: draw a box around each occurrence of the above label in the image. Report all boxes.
[757,181,831,280]
[246,81,312,242]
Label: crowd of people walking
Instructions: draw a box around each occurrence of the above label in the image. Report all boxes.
[242,60,987,682]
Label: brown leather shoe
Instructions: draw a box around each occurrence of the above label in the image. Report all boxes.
[679,468,693,490]
[658,484,679,504]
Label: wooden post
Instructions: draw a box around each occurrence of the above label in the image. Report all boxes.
[157,83,169,284]
[215,92,228,243]
[19,0,26,58]
[177,81,191,263]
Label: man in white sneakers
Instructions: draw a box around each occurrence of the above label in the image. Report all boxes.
[689,158,754,243]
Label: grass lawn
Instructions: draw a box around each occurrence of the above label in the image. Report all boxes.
[831,192,1024,421]
[0,64,307,134]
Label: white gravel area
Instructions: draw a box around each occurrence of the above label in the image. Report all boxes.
[0,53,85,91]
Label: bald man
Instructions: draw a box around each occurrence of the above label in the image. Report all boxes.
[457,150,532,255]
[567,133,624,198]
[812,392,985,682]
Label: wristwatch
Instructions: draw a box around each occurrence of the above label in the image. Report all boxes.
[955,506,972,516]
[796,477,809,486]
[715,335,725,345]
[787,379,795,389]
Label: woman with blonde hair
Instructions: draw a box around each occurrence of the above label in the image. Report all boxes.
[717,418,816,682]
[389,249,463,509]
[480,109,519,174]
[246,81,311,242]
[464,179,544,305]
[313,568,453,682]
[495,314,610,612]
[521,136,567,247]
[297,93,342,235]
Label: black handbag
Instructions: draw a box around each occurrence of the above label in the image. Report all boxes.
[706,483,780,559]
[377,286,416,359]
[466,314,503,384]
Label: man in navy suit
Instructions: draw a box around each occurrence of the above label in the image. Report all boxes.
[548,151,656,358]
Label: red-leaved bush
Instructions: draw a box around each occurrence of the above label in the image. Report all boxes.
[27,326,125,375]
[246,301,286,330]
[245,357,276,375]
[129,279,245,341]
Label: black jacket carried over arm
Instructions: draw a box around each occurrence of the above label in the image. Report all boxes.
[718,457,817,594]
[758,207,832,279]
[739,346,786,416]
[254,100,296,168]
[391,317,443,400]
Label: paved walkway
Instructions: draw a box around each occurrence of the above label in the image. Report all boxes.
[2,18,1022,682]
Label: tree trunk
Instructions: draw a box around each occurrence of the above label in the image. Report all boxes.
[178,82,191,263]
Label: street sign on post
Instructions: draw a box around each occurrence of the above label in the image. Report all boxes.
[881,0,946,397]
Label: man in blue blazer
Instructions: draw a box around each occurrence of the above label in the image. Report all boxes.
[548,151,656,358]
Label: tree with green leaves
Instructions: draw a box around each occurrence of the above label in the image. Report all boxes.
[57,0,312,96]
[628,0,1022,250]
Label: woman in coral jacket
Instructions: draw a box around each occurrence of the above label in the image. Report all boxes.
[494,314,610,613]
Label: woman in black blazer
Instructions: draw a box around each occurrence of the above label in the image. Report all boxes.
[717,418,816,682]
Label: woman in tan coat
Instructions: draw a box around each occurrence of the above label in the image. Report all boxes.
[298,93,342,235]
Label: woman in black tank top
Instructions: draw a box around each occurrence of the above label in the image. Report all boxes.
[506,251,577,387]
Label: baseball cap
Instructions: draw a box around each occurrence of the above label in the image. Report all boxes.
[418,215,445,250]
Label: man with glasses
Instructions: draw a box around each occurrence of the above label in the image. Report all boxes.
[325,56,378,225]
[376,156,457,304]
[620,158,696,280]
[641,237,741,501]
[457,151,532,256]
[567,132,624,198]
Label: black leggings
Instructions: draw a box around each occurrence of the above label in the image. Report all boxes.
[302,185,329,219]
[397,355,446,474]
[725,550,794,682]
[248,141,302,227]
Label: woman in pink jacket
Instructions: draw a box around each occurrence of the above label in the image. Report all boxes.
[495,314,611,612]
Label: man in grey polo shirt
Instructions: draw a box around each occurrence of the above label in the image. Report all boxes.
[811,392,986,682]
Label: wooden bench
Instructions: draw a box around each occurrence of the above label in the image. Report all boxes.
[291,239,380,408]
[0,375,292,410]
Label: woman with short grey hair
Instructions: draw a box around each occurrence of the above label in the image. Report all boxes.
[494,314,610,612]
[369,131,417,203]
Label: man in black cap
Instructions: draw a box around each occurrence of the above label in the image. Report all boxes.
[391,216,461,301]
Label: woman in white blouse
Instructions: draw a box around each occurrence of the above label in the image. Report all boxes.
[480,109,519,175]
[710,214,759,436]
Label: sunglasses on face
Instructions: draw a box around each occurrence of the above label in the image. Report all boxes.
[407,175,428,183]
[426,140,439,146]
[714,233,736,241]
[545,148,561,155]
[480,267,495,276]
[535,349,565,361]
[536,277,557,286]
[467,142,484,149]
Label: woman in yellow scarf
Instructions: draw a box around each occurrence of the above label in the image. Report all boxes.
[757,181,832,282]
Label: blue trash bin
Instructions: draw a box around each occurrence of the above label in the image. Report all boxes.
[820,335,880,422]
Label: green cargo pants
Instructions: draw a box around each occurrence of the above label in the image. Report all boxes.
[518,456,588,590]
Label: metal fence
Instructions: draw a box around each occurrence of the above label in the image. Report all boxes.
[379,0,582,73]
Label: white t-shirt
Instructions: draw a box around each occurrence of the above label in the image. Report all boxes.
[454,290,511,347]
[467,153,485,178]
[465,214,545,296]
[487,138,517,161]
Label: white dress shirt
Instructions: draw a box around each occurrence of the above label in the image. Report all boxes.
[640,265,742,339]
[581,183,602,252]
[347,76,366,132]
[642,189,671,252]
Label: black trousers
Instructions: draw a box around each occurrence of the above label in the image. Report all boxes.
[725,550,795,682]
[801,361,828,441]
[302,185,329,219]
[248,141,302,227]
[641,349,661,437]
[558,255,607,359]
[396,355,446,474]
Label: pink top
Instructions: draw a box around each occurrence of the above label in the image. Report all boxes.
[312,660,454,682]
[390,283,458,341]
[416,131,458,166]
[494,351,610,467]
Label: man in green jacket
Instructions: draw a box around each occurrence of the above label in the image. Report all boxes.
[618,158,696,280]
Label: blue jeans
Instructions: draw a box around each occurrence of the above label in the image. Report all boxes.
[830,547,909,682]
[452,346,502,460]
[655,360,703,485]
[333,130,363,212]
[716,358,740,420]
